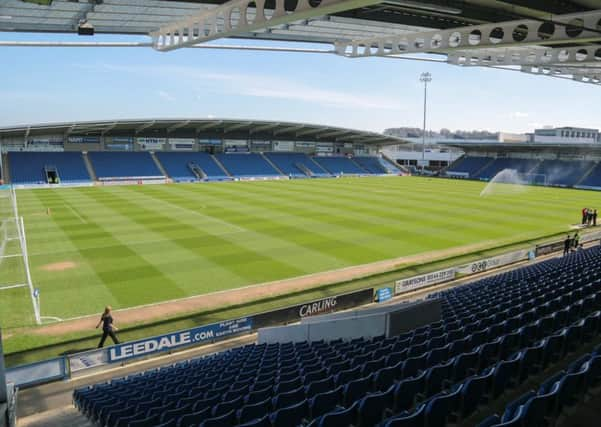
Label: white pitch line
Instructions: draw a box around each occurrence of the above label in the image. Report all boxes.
[0,283,27,291]
[66,204,87,224]
[0,253,24,259]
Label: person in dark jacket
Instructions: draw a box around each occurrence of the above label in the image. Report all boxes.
[564,235,572,256]
[96,306,120,348]
[594,209,598,227]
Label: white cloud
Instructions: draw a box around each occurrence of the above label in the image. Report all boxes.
[79,62,402,111]
[508,111,529,119]
[157,90,175,102]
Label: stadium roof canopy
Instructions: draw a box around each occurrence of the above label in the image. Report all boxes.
[441,141,601,155]
[1,1,601,86]
[0,118,407,145]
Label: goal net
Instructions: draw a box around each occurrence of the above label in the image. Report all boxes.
[0,188,40,325]
[519,173,548,186]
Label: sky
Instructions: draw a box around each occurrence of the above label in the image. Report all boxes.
[1,32,600,134]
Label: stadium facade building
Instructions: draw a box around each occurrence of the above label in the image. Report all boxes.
[0,118,406,186]
[528,127,601,144]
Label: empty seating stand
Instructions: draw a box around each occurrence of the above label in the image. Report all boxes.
[155,152,231,182]
[530,160,595,187]
[215,153,281,178]
[74,245,601,427]
[8,151,91,184]
[578,163,601,189]
[263,152,329,178]
[353,157,388,174]
[479,345,601,427]
[475,158,540,180]
[312,156,367,175]
[446,156,492,178]
[88,152,163,180]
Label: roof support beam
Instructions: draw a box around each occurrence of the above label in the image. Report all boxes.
[167,120,191,133]
[295,128,323,137]
[135,121,156,134]
[319,129,351,138]
[250,122,281,134]
[150,0,382,52]
[195,121,224,133]
[274,125,306,136]
[100,122,118,136]
[335,9,601,58]
[521,65,601,85]
[224,122,251,132]
[448,45,601,67]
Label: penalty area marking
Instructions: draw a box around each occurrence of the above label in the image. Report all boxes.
[41,316,64,323]
[0,283,27,291]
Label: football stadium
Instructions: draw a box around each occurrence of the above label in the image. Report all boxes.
[2,1,601,427]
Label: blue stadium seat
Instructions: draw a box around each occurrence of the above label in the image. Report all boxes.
[215,153,280,177]
[311,156,367,175]
[382,404,426,427]
[264,152,330,177]
[155,152,230,181]
[239,414,272,427]
[315,400,358,427]
[199,408,237,427]
[309,386,342,419]
[88,151,163,179]
[270,399,308,427]
[8,151,91,184]
[238,396,272,425]
[356,384,394,427]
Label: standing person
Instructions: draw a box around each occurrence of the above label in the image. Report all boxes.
[96,306,120,348]
[573,232,580,251]
[583,207,588,225]
[587,208,593,226]
[564,234,572,256]
[594,209,598,227]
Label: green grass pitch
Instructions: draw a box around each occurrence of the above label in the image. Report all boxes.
[1,176,597,329]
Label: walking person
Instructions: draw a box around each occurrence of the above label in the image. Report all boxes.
[96,306,120,348]
[573,232,580,251]
[564,234,572,256]
[594,209,598,227]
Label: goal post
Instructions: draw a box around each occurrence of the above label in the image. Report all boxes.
[0,188,41,325]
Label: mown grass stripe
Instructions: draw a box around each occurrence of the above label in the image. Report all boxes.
[35,188,188,308]
[83,185,307,288]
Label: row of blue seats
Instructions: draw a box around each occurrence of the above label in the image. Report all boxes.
[380,308,601,426]
[75,269,601,427]
[8,151,91,184]
[446,156,601,187]
[7,151,388,183]
[312,156,368,175]
[479,345,601,427]
[88,152,163,179]
[73,247,601,427]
